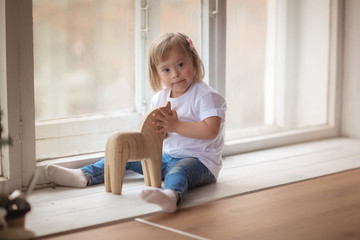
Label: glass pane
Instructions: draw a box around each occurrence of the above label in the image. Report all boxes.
[33,0,134,120]
[226,0,267,139]
[226,0,330,140]
[159,0,202,56]
[279,0,330,129]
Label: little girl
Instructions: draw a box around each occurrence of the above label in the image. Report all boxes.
[46,32,227,213]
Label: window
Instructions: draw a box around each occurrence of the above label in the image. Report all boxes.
[1,0,343,188]
[33,0,138,160]
[33,0,135,120]
[224,0,340,155]
[159,0,202,53]
[226,0,330,139]
[33,0,202,160]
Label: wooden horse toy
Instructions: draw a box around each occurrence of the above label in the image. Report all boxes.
[104,102,171,194]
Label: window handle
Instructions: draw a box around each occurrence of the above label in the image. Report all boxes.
[211,0,218,15]
[141,4,149,32]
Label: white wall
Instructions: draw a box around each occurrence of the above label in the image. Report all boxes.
[341,0,360,137]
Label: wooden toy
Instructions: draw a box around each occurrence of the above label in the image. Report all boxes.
[104,102,171,194]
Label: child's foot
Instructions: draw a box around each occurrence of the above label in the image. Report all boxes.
[45,165,88,188]
[138,187,178,213]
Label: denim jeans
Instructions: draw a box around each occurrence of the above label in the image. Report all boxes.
[80,153,216,204]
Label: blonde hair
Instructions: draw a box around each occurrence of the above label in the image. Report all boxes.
[148,32,205,92]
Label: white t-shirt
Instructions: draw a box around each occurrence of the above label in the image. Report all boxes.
[151,81,227,179]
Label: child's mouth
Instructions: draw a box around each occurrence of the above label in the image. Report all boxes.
[173,79,185,85]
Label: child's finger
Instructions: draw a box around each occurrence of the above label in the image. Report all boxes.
[153,113,165,121]
[156,128,166,133]
[158,107,171,117]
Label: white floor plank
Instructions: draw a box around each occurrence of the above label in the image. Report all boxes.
[25,137,360,237]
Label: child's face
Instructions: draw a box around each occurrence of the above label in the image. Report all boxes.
[156,48,195,98]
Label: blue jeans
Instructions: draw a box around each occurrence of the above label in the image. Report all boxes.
[81,153,216,204]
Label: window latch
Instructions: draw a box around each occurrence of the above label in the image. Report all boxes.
[141,3,149,32]
[211,0,219,15]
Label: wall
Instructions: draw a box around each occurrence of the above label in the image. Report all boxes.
[341,0,360,137]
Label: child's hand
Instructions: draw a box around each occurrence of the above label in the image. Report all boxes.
[152,106,221,139]
[152,107,179,133]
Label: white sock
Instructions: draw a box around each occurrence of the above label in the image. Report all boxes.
[45,165,88,188]
[138,187,178,213]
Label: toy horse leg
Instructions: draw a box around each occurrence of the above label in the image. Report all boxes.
[141,159,151,186]
[147,151,162,188]
[105,140,130,194]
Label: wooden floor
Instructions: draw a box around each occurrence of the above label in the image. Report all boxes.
[40,168,360,240]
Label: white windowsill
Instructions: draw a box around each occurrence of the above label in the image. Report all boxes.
[26,137,360,238]
[36,152,105,186]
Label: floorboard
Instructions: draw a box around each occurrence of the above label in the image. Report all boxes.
[39,219,194,240]
[142,168,360,240]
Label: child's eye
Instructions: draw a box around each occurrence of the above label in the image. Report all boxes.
[163,68,169,73]
[178,62,184,68]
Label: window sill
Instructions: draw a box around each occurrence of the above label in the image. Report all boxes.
[27,137,360,237]
[36,152,105,186]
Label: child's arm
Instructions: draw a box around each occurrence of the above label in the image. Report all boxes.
[153,107,221,140]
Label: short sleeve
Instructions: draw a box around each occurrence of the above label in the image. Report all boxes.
[197,91,227,121]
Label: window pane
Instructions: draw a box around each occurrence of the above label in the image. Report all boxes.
[226,0,267,139]
[33,0,134,120]
[159,0,202,56]
[226,0,330,140]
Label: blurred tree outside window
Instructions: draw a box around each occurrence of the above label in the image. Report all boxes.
[33,0,202,160]
[32,0,332,160]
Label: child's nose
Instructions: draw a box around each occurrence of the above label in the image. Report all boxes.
[172,69,180,78]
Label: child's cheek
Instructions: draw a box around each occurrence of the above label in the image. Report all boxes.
[184,68,195,79]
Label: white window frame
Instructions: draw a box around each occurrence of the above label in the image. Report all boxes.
[223,0,343,155]
[0,0,36,190]
[1,0,343,189]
